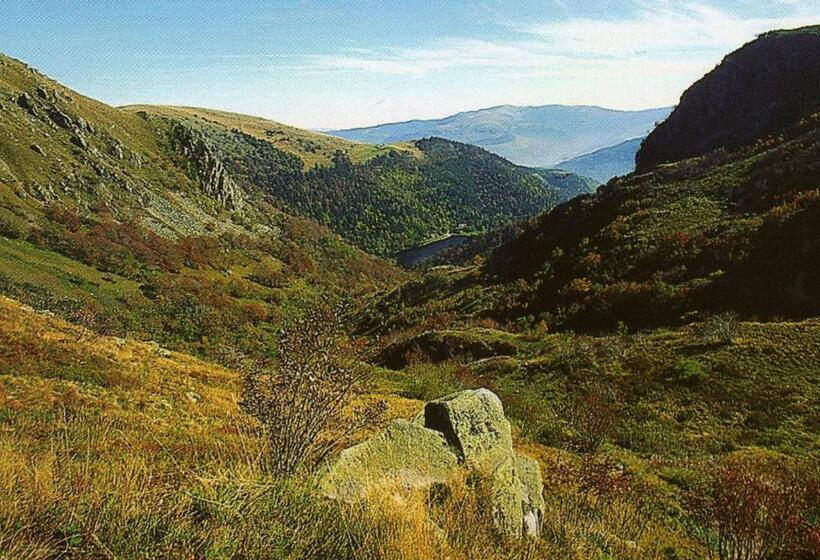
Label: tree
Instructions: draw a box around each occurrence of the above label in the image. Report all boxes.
[240,304,386,476]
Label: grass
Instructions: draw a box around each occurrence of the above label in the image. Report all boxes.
[0,237,141,305]
[377,318,820,458]
[0,295,714,559]
[121,105,422,168]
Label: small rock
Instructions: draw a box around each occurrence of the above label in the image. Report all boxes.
[70,134,87,149]
[185,391,202,403]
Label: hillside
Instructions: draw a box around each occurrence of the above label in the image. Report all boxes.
[359,27,820,334]
[557,137,643,183]
[330,104,671,167]
[125,106,597,256]
[361,110,820,334]
[0,52,405,360]
[0,52,591,267]
[636,25,820,171]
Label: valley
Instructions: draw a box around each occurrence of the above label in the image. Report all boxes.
[1,19,819,560]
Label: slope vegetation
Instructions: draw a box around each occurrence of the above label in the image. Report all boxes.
[126,105,597,256]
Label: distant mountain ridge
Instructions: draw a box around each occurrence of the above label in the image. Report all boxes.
[556,137,644,183]
[330,104,672,168]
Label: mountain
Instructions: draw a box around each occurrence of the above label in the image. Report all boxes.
[123,107,595,257]
[0,53,594,272]
[330,104,672,167]
[636,25,820,171]
[360,25,820,335]
[0,52,411,359]
[556,137,643,183]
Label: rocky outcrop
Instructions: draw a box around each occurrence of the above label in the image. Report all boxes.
[320,388,544,539]
[636,26,820,172]
[171,124,243,211]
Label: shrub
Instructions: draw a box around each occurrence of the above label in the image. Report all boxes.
[673,359,708,385]
[688,450,820,560]
[698,312,740,344]
[239,305,386,476]
[564,384,619,453]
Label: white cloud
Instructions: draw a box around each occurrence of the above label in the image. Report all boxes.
[304,3,819,77]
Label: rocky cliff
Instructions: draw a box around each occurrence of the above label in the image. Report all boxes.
[636,26,820,171]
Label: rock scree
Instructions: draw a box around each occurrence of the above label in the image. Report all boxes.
[318,388,544,539]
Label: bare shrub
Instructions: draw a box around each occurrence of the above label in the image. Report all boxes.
[564,384,620,453]
[698,312,740,344]
[239,305,386,476]
[689,451,820,560]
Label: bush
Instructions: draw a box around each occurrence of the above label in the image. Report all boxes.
[0,210,26,239]
[239,305,386,476]
[563,384,619,453]
[698,312,740,344]
[673,359,708,385]
[688,450,820,560]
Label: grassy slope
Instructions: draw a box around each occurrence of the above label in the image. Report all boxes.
[0,295,428,559]
[0,52,406,360]
[1,295,710,559]
[122,105,422,167]
[378,319,820,458]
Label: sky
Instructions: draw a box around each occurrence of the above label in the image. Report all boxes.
[1,1,818,129]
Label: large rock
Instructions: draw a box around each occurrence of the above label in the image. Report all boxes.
[318,419,459,500]
[320,389,545,540]
[516,455,546,537]
[420,388,513,466]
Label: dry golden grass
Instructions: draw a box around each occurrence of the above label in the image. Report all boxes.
[0,295,705,558]
[0,296,423,559]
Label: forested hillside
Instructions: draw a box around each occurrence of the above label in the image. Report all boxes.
[127,106,597,256]
[360,27,820,334]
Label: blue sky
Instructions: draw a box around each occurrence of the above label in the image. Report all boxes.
[1,1,818,129]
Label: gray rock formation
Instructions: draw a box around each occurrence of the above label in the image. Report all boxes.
[320,388,544,539]
[171,124,244,211]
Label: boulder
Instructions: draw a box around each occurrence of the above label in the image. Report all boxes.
[489,454,523,538]
[319,419,459,500]
[516,455,545,537]
[421,388,513,466]
[320,388,545,539]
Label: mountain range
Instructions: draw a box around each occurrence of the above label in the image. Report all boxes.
[362,25,820,334]
[555,137,644,183]
[2,22,820,560]
[330,104,672,170]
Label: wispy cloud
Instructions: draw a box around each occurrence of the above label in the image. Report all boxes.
[304,3,819,77]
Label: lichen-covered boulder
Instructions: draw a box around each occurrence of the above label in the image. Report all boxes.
[319,419,459,500]
[421,388,513,466]
[489,454,524,538]
[319,389,544,540]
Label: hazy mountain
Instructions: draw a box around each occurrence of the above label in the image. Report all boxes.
[330,104,672,167]
[556,137,643,183]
